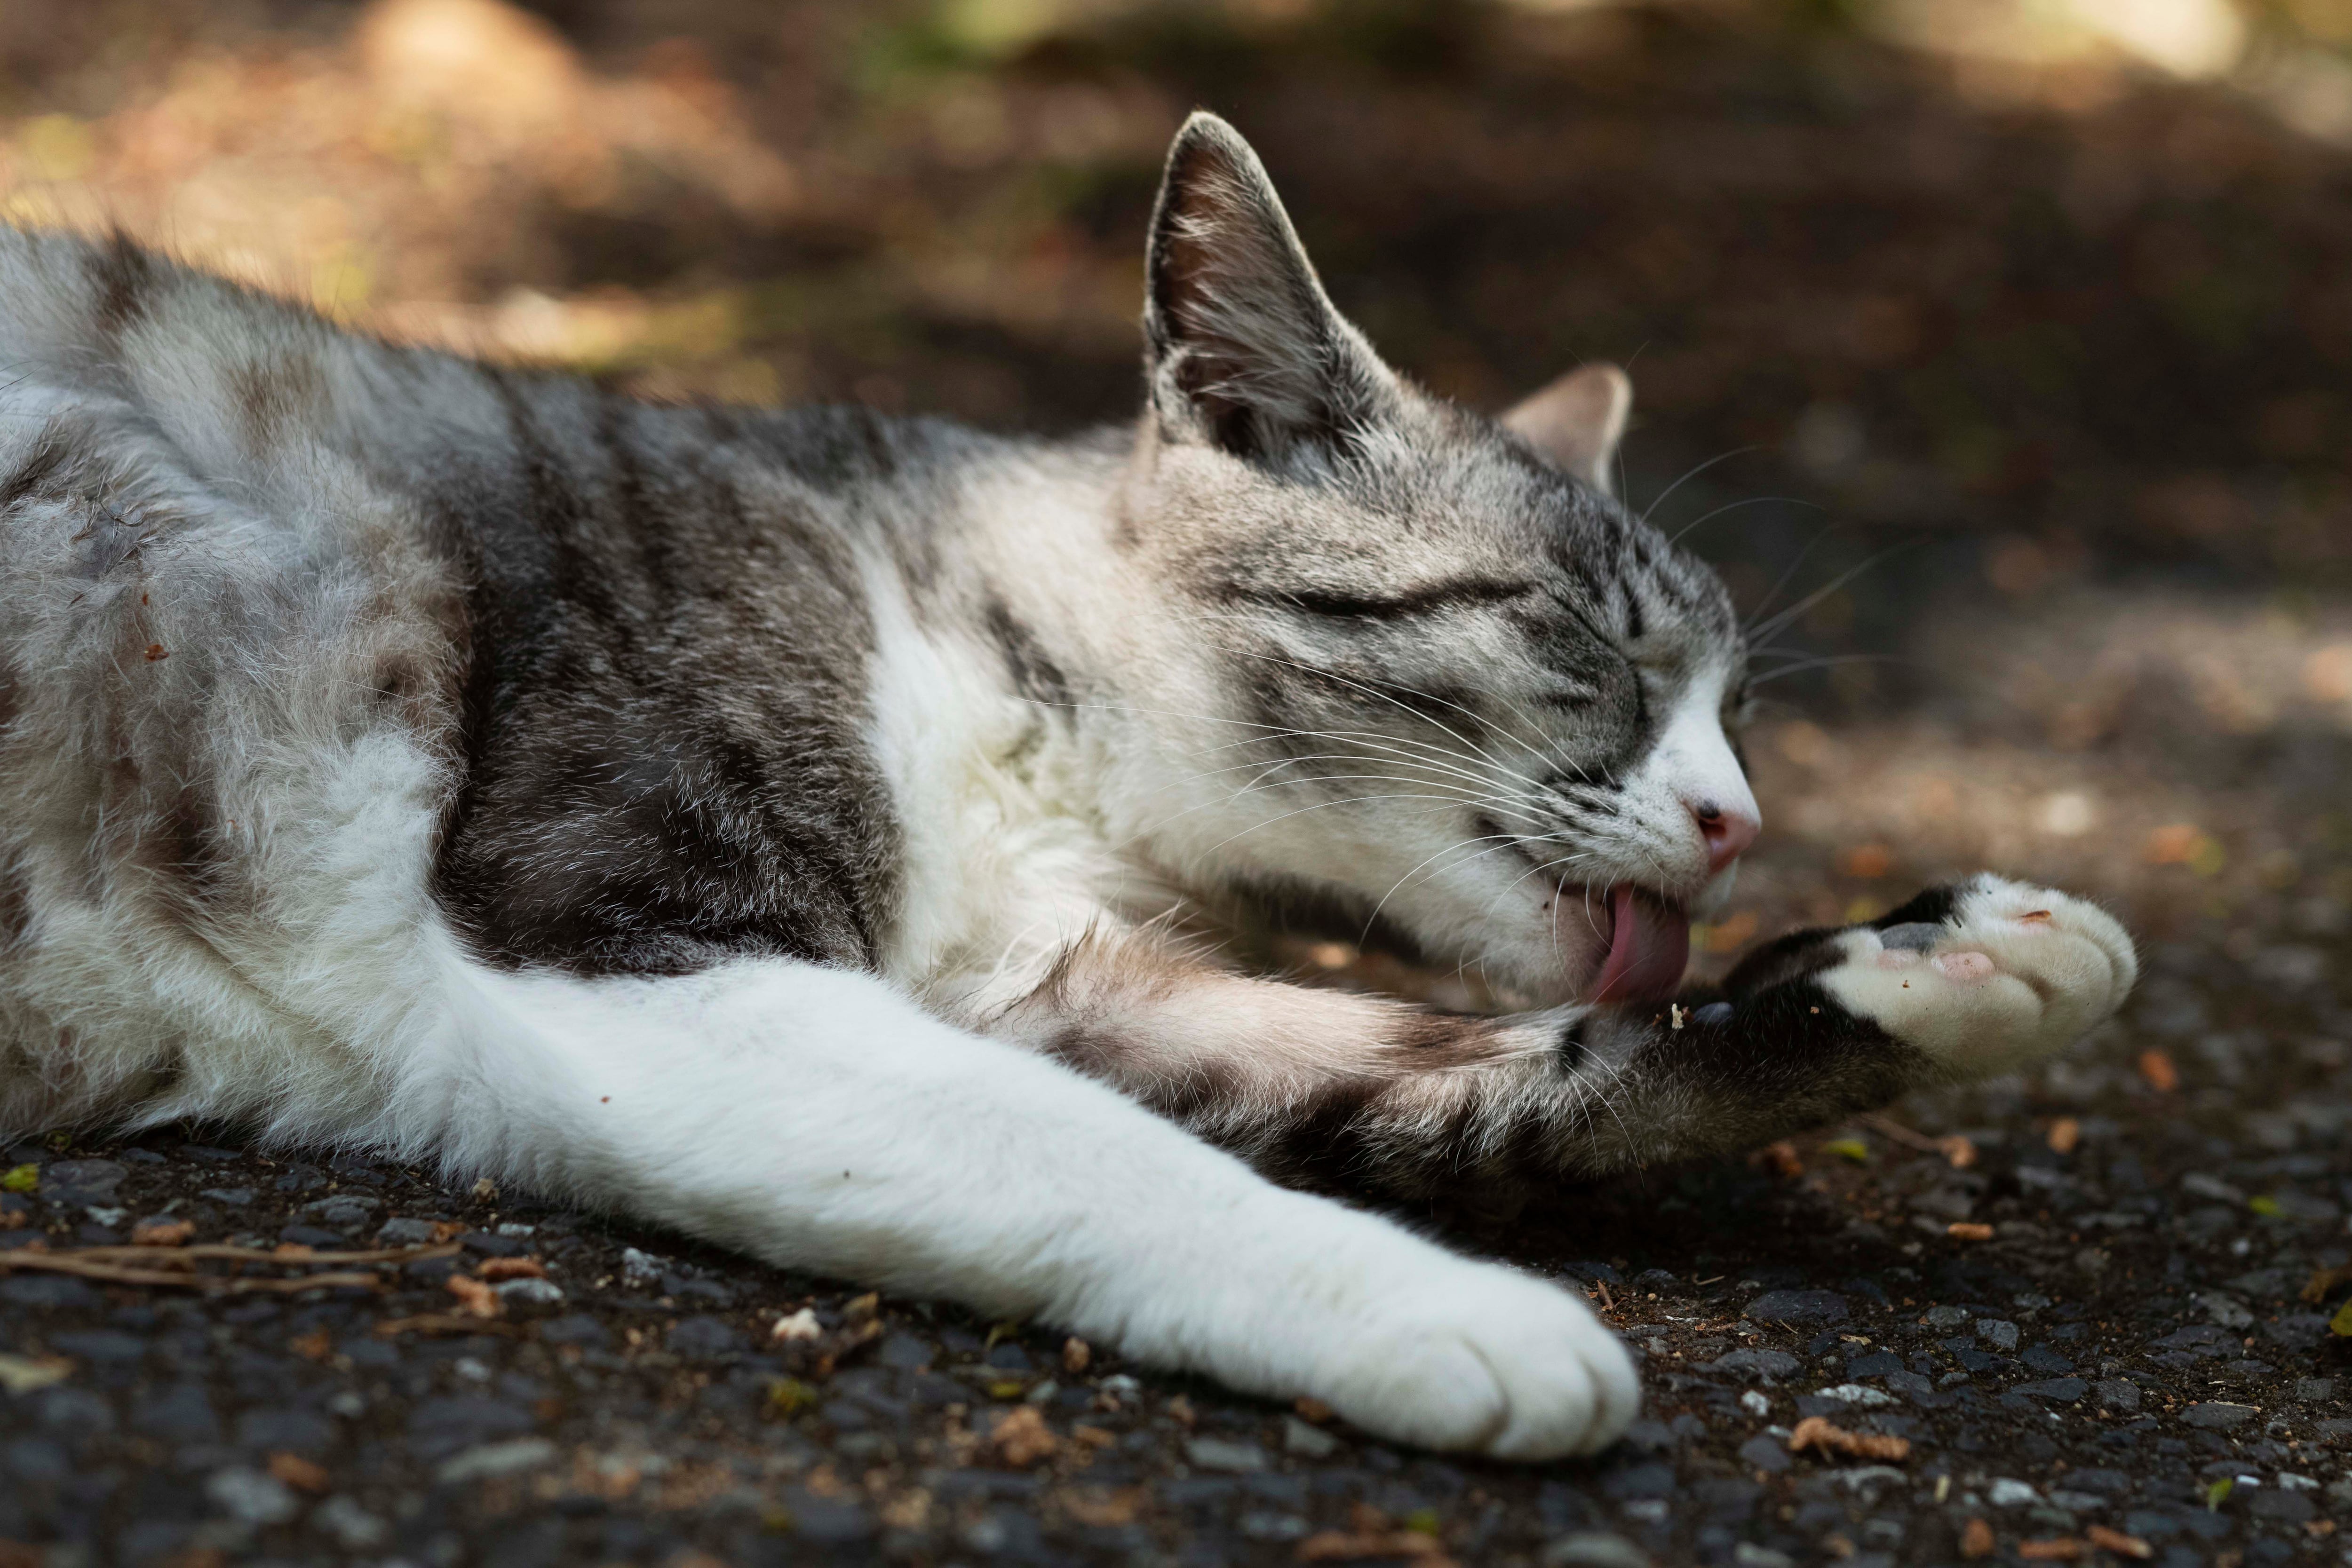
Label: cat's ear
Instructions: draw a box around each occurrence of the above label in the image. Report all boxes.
[1503,364,1633,496]
[1143,112,1391,460]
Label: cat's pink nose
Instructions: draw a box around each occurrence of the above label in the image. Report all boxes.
[1692,799,1759,873]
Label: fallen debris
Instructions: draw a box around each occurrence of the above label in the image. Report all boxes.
[2301,1265,2352,1306]
[267,1452,331,1494]
[443,1274,503,1317]
[988,1405,1059,1468]
[1947,1222,1994,1242]
[1787,1416,1911,1462]
[0,1354,72,1394]
[1866,1114,1984,1170]
[0,1247,397,1294]
[2084,1525,2153,1560]
[373,1314,526,1338]
[1296,1505,1454,1564]
[1960,1518,1996,1558]
[770,1307,822,1343]
[131,1218,195,1247]
[2137,1050,2179,1093]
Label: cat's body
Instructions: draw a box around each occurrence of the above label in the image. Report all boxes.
[0,117,2134,1457]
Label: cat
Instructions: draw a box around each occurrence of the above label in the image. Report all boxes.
[0,111,2135,1459]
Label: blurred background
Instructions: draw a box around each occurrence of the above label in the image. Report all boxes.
[6,0,2352,975]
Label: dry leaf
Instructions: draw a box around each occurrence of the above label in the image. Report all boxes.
[1061,1486,1143,1527]
[1939,1134,1979,1169]
[444,1273,503,1318]
[1787,1416,1911,1462]
[1295,1531,1451,1562]
[0,1354,72,1394]
[267,1451,331,1493]
[2045,1117,2081,1155]
[1960,1518,1996,1558]
[2302,1265,2352,1306]
[1297,1509,1453,1564]
[2137,1049,2179,1093]
[988,1404,1058,1468]
[470,1178,498,1203]
[131,1219,195,1247]
[1070,1424,1116,1449]
[476,1256,545,1282]
[2084,1525,2152,1560]
[843,1291,880,1325]
[1062,1336,1091,1375]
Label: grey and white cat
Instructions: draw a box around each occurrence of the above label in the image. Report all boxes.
[0,114,2133,1457]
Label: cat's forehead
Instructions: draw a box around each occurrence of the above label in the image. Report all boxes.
[1291,420,1740,640]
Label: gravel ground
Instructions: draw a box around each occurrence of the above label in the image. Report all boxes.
[5,895,2352,1568]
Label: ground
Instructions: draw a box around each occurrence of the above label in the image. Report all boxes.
[7,1,2352,1564]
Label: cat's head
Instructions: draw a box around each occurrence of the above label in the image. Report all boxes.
[1097,113,1755,1006]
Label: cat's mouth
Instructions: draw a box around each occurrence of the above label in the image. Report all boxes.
[1588,885,1690,1005]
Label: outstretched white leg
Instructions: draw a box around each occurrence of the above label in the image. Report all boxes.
[389,942,1639,1459]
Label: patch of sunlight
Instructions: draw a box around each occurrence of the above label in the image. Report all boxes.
[1868,0,2244,79]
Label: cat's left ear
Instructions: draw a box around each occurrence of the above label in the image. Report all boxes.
[1503,364,1632,497]
[1143,112,1395,461]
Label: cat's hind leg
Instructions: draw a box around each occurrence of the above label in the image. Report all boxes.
[389,943,1638,1459]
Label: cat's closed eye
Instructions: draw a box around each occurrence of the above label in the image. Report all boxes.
[1265,578,1534,620]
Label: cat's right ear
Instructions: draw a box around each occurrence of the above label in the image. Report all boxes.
[1142,112,1393,462]
[1503,364,1632,497]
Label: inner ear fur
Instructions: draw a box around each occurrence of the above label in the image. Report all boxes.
[1142,112,1391,459]
[1503,364,1632,496]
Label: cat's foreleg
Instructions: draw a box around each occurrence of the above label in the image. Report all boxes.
[393,944,1638,1458]
[993,874,2133,1192]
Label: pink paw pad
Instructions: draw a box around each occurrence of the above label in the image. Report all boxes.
[1933,950,1996,983]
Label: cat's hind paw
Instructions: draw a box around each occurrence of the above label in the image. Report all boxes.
[1818,873,2136,1078]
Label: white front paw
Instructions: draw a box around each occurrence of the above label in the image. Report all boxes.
[1312,1265,1638,1459]
[1820,873,2136,1077]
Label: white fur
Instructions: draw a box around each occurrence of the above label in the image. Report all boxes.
[1820,875,2137,1076]
[402,948,1638,1457]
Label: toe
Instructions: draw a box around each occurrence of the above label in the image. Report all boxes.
[1933,950,1995,983]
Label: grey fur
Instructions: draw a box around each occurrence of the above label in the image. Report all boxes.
[0,114,2082,1209]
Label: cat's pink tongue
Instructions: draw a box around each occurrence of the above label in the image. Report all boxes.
[1591,885,1691,1005]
